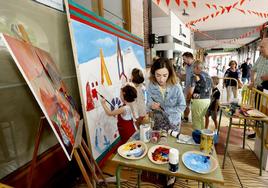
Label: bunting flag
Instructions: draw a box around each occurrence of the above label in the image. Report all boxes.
[215,11,220,17]
[192,1,196,8]
[240,0,246,6]
[220,6,225,14]
[156,0,161,5]
[232,2,238,8]
[183,0,188,8]
[166,0,171,6]
[212,4,217,10]
[236,8,246,14]
[225,6,232,13]
[205,3,210,9]
[175,0,180,6]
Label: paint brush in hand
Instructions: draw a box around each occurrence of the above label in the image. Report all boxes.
[151,97,165,112]
[96,90,113,107]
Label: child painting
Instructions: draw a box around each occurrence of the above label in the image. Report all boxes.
[101,84,137,144]
[205,76,221,132]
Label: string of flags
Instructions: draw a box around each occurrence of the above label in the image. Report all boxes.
[156,0,247,9]
[155,0,267,48]
[156,0,267,26]
[190,24,266,49]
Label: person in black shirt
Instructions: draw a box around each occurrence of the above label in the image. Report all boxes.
[205,76,220,131]
[240,57,252,84]
[223,60,242,102]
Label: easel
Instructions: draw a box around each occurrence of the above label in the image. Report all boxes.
[14,24,115,188]
[27,117,108,188]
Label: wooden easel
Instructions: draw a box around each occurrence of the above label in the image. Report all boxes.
[72,120,108,188]
[15,24,113,188]
[27,117,108,188]
[27,116,46,188]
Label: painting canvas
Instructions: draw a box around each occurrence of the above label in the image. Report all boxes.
[65,0,145,161]
[1,33,80,160]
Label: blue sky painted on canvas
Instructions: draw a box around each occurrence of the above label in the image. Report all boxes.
[71,20,145,68]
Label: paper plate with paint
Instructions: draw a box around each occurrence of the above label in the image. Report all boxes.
[117,141,148,160]
[148,145,171,164]
[182,151,218,174]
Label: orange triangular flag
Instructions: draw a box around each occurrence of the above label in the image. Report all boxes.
[206,3,210,9]
[166,0,171,6]
[157,0,161,5]
[175,0,180,6]
[183,0,188,8]
[202,15,209,21]
[211,13,214,18]
[232,2,238,8]
[225,6,232,13]
[192,1,196,8]
[240,0,245,6]
[236,8,246,14]
[220,6,225,14]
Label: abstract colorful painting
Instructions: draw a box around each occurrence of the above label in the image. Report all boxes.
[1,33,80,160]
[65,0,145,161]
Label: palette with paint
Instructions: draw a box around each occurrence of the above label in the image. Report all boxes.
[117,141,147,160]
[182,151,218,174]
[148,145,171,164]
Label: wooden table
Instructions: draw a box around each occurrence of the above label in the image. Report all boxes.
[112,136,224,187]
[218,106,268,176]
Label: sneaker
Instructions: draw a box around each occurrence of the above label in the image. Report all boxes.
[247,132,256,139]
[166,176,176,188]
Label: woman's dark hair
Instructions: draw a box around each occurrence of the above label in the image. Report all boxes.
[182,52,194,59]
[131,68,144,84]
[121,85,137,103]
[149,57,178,85]
[229,60,237,68]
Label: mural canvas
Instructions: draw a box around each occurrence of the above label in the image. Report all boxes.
[1,33,80,160]
[65,0,145,161]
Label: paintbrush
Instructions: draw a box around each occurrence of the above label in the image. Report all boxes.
[151,97,165,112]
[96,90,113,107]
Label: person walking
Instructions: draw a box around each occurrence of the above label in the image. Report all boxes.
[248,38,268,139]
[240,57,252,84]
[179,52,194,122]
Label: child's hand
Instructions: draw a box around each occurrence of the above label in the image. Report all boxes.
[101,98,106,105]
[151,102,161,110]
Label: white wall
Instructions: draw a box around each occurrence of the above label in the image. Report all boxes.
[170,12,190,45]
[131,0,144,38]
[152,16,171,36]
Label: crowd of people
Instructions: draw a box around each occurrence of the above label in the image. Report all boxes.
[100,37,268,187]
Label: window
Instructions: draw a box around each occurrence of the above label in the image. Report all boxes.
[103,0,124,28]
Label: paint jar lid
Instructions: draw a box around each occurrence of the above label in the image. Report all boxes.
[169,148,179,164]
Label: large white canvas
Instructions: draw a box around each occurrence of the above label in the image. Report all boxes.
[65,0,145,161]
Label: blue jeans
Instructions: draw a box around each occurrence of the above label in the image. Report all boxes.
[242,77,248,84]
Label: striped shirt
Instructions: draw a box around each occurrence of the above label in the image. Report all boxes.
[252,56,268,86]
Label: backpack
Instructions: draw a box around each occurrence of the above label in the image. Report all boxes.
[193,72,212,98]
